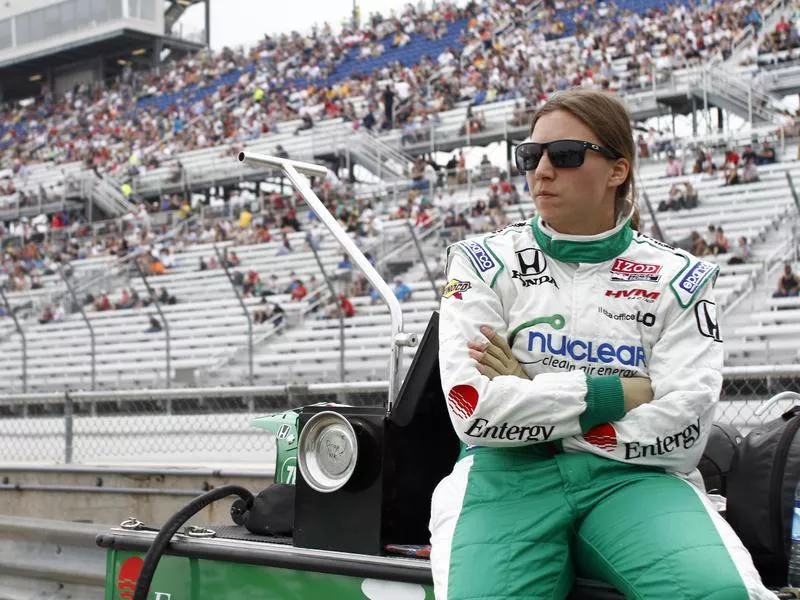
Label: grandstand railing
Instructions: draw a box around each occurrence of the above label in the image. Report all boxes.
[134,257,173,389]
[193,216,435,388]
[0,288,26,393]
[310,237,346,382]
[81,61,788,206]
[728,0,790,64]
[405,219,441,298]
[723,216,800,318]
[0,196,75,222]
[214,242,254,385]
[59,265,96,392]
[0,368,798,465]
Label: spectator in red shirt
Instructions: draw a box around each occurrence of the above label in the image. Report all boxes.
[339,294,355,317]
[415,207,433,229]
[724,148,740,168]
[325,294,355,319]
[291,281,307,301]
[95,291,111,311]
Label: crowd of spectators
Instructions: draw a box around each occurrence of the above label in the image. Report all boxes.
[757,13,800,57]
[2,0,800,335]
[661,137,779,187]
[0,0,789,188]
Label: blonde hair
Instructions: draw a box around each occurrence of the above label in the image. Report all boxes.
[528,88,640,230]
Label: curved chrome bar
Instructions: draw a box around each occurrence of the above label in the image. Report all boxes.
[238,150,410,411]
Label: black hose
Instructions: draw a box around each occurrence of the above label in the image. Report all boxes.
[133,484,253,600]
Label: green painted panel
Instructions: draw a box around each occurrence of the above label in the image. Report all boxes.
[108,549,434,600]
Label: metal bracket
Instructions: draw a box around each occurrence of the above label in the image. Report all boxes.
[395,332,419,348]
[184,526,216,538]
[120,518,147,530]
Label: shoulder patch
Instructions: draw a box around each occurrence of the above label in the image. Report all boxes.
[448,237,505,287]
[670,259,718,308]
[458,238,496,273]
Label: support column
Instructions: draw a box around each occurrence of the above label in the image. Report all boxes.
[205,0,211,48]
[670,106,676,137]
[717,106,724,132]
[153,38,163,70]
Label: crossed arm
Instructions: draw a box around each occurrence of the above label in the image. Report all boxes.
[466,325,655,414]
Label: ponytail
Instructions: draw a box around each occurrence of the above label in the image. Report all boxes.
[614,191,639,232]
[630,203,640,231]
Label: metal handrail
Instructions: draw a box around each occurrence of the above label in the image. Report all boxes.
[722,213,799,316]
[310,241,345,383]
[237,150,418,411]
[133,258,172,389]
[786,171,800,216]
[59,265,95,391]
[0,288,27,394]
[377,216,444,267]
[405,220,440,298]
[0,364,799,403]
[214,244,254,385]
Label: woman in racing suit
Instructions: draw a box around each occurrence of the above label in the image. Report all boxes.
[430,88,776,600]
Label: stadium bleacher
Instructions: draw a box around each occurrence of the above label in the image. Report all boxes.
[0,0,799,395]
[2,131,799,393]
[5,9,800,600]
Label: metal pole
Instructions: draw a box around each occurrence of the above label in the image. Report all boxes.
[134,259,171,389]
[309,242,345,383]
[703,71,710,136]
[406,220,439,297]
[64,391,74,464]
[640,190,666,242]
[60,265,95,391]
[204,0,211,48]
[237,151,415,411]
[214,244,254,385]
[0,288,26,394]
[785,172,800,216]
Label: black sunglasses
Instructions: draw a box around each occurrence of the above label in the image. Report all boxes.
[515,139,623,171]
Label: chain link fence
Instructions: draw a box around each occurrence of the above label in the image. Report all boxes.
[717,368,800,432]
[0,383,386,466]
[0,370,799,466]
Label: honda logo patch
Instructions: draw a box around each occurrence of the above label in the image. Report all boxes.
[694,300,722,342]
[515,248,547,276]
[511,248,558,288]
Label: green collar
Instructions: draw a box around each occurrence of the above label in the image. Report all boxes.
[531,215,633,263]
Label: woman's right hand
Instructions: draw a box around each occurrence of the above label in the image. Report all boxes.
[621,377,654,413]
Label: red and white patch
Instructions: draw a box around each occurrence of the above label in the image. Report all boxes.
[610,258,662,283]
[605,288,661,302]
[584,423,617,452]
[447,385,479,419]
[117,556,144,600]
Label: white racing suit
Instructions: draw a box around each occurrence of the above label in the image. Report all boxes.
[430,214,776,600]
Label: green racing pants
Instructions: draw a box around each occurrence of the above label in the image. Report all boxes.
[429,445,775,600]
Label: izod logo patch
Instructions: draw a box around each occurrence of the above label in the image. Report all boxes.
[448,385,479,419]
[610,258,662,282]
